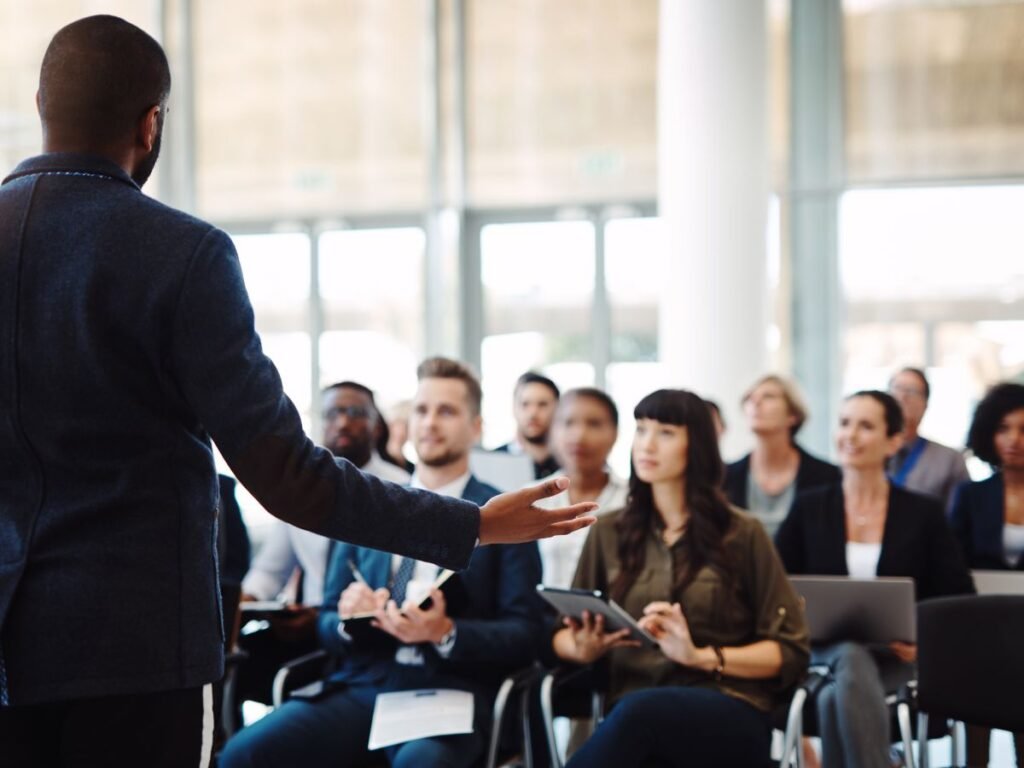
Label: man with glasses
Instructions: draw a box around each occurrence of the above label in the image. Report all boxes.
[888,367,970,511]
[235,383,411,710]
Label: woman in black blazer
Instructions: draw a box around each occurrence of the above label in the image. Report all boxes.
[724,375,840,537]
[775,391,973,768]
[949,382,1024,766]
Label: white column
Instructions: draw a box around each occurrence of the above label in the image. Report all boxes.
[657,0,769,460]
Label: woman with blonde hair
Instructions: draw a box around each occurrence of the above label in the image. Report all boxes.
[724,374,840,536]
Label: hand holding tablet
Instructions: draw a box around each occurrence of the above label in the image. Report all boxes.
[536,585,659,650]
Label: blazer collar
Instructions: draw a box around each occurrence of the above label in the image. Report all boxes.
[3,153,140,191]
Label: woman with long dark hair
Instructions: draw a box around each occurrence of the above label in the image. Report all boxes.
[552,389,809,768]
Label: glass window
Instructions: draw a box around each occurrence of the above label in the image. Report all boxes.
[194,0,427,220]
[840,185,1024,451]
[844,0,1024,182]
[466,0,657,206]
[479,220,595,447]
[604,216,667,476]
[318,227,425,406]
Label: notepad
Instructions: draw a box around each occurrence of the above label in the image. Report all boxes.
[344,569,458,622]
[367,689,474,750]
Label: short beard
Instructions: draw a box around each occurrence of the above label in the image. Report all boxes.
[521,431,549,447]
[418,448,466,468]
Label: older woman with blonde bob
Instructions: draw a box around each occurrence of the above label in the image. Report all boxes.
[724,374,840,536]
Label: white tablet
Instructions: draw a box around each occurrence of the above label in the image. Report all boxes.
[536,585,659,648]
[789,575,916,644]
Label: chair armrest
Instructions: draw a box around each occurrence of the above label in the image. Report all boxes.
[271,649,331,708]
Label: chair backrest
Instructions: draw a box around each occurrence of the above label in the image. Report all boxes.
[917,595,1024,733]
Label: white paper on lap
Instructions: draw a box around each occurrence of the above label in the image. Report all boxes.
[367,689,475,750]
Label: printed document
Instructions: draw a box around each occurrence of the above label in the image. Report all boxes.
[367,689,474,750]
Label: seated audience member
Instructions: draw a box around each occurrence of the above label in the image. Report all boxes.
[552,389,809,768]
[887,367,970,511]
[775,390,974,768]
[495,371,561,480]
[950,382,1024,767]
[724,375,840,537]
[704,397,726,441]
[235,381,410,708]
[535,387,628,588]
[220,357,543,768]
[384,398,415,474]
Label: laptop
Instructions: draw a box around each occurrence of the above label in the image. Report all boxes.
[789,575,916,644]
[469,449,535,492]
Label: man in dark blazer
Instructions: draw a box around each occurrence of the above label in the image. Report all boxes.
[220,357,544,768]
[0,18,590,766]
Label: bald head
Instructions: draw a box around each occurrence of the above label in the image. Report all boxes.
[39,15,170,163]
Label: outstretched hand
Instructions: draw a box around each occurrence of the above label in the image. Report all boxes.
[478,476,598,546]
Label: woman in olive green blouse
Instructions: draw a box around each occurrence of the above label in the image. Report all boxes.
[554,389,809,768]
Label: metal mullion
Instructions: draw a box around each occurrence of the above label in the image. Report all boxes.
[592,212,610,390]
[308,223,323,438]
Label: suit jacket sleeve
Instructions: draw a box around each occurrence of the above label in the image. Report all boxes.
[169,229,479,569]
[444,543,543,669]
[941,455,971,515]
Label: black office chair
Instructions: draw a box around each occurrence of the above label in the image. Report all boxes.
[272,650,540,768]
[901,595,1024,768]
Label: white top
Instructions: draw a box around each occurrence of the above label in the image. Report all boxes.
[1003,523,1024,568]
[534,469,629,589]
[845,541,882,580]
[241,453,411,605]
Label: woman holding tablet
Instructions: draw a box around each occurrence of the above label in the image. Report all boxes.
[552,389,809,768]
[775,390,974,768]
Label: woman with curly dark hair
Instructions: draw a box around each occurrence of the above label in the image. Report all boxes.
[551,389,809,768]
[951,381,1024,766]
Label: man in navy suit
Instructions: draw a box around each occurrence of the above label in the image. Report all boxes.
[221,358,544,767]
[0,17,591,767]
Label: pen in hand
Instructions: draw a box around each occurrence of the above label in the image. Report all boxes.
[348,559,369,585]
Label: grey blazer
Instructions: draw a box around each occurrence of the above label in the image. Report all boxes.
[0,153,479,706]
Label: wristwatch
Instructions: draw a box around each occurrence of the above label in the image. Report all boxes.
[436,622,457,652]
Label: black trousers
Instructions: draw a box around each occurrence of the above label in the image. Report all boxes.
[0,684,213,768]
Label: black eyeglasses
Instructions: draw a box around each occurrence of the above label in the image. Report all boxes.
[323,405,372,422]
